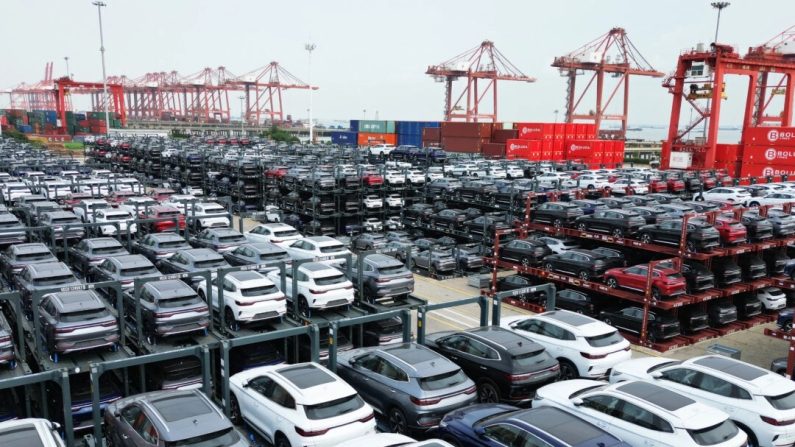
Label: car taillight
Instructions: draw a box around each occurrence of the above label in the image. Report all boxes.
[235,300,255,306]
[101,320,116,327]
[581,352,607,360]
[359,412,375,423]
[375,278,391,283]
[410,396,442,406]
[761,416,795,426]
[309,289,327,294]
[270,239,283,243]
[295,426,329,437]
[56,327,75,334]
[463,385,477,394]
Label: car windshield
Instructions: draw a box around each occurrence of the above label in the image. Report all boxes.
[240,285,279,297]
[585,331,624,348]
[33,274,76,286]
[195,259,226,269]
[121,266,157,277]
[218,235,246,243]
[687,420,739,446]
[320,245,345,253]
[314,274,346,286]
[93,246,124,255]
[105,213,131,221]
[378,264,407,275]
[160,295,200,308]
[274,229,299,237]
[766,389,795,410]
[16,252,53,261]
[51,217,79,224]
[512,349,547,367]
[419,369,468,391]
[0,426,45,447]
[666,273,684,280]
[60,308,109,323]
[303,394,364,420]
[167,427,241,447]
[159,240,188,249]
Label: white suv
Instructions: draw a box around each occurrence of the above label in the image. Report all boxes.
[534,379,747,447]
[384,171,406,186]
[229,362,376,447]
[369,144,395,156]
[246,223,303,245]
[197,271,286,330]
[385,194,404,208]
[757,287,788,311]
[609,355,795,447]
[191,202,231,228]
[93,208,138,236]
[267,262,354,314]
[501,310,631,380]
[282,236,351,267]
[406,170,426,184]
[0,418,65,447]
[363,195,383,210]
[699,187,752,204]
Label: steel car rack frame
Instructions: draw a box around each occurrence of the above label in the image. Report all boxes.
[325,309,413,373]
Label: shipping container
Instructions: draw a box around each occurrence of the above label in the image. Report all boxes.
[492,128,518,143]
[397,134,422,147]
[441,122,497,139]
[482,143,506,158]
[352,120,395,134]
[742,145,795,165]
[514,122,554,140]
[740,164,795,178]
[564,139,600,159]
[745,127,795,147]
[715,143,742,162]
[443,136,488,153]
[395,121,440,135]
[358,133,397,146]
[330,131,358,145]
[553,123,566,140]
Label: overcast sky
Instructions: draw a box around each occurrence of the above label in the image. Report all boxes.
[2,0,791,125]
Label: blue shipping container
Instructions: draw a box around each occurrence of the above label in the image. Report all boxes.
[397,134,422,147]
[349,120,359,132]
[395,121,441,135]
[18,125,33,133]
[44,110,58,124]
[331,131,358,145]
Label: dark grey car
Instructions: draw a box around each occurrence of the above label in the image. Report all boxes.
[128,279,210,343]
[104,389,246,447]
[222,242,291,271]
[14,262,81,315]
[0,213,26,246]
[0,243,56,279]
[350,253,414,300]
[0,313,16,369]
[156,248,230,287]
[132,232,192,263]
[352,233,388,251]
[336,343,476,435]
[67,238,129,275]
[89,255,162,290]
[412,250,456,272]
[39,290,119,359]
[189,227,248,253]
[39,210,85,242]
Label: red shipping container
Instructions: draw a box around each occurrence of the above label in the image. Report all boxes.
[740,164,795,178]
[585,124,597,138]
[575,124,587,139]
[442,136,488,153]
[514,122,553,140]
[564,140,595,159]
[564,123,577,140]
[492,129,518,143]
[540,140,553,158]
[745,127,795,147]
[553,123,566,140]
[505,139,531,157]
[741,145,795,165]
[358,133,397,146]
[441,122,495,138]
[422,127,441,141]
[715,143,741,162]
[482,143,506,158]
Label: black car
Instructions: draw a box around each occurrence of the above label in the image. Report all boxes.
[634,206,672,224]
[707,300,738,326]
[404,203,435,222]
[657,260,715,294]
[424,326,560,404]
[637,218,720,252]
[129,279,210,344]
[531,202,584,228]
[188,227,248,253]
[599,306,681,342]
[353,316,406,347]
[574,209,645,237]
[498,238,552,266]
[678,307,709,334]
[590,247,627,267]
[626,196,660,207]
[646,193,682,204]
[456,180,498,201]
[753,209,795,237]
[431,209,468,229]
[427,179,462,196]
[596,197,633,209]
[734,294,763,319]
[654,203,695,218]
[132,232,192,263]
[541,248,621,281]
[67,237,130,276]
[222,242,291,270]
[569,199,601,215]
[351,233,388,251]
[712,258,742,287]
[157,248,230,287]
[555,289,598,315]
[763,249,790,275]
[464,215,508,235]
[736,212,774,241]
[737,253,767,281]
[495,275,541,301]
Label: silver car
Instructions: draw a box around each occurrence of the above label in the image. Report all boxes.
[336,342,476,436]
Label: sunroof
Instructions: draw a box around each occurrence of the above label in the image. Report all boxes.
[150,394,212,422]
[694,356,767,381]
[617,381,695,411]
[545,311,593,326]
[279,364,335,389]
[384,345,437,365]
[514,406,607,445]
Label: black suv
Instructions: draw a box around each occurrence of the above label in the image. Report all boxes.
[89,255,162,290]
[431,209,469,229]
[637,218,720,252]
[498,238,552,266]
[532,202,584,228]
[574,209,646,237]
[156,248,230,287]
[737,253,767,281]
[188,227,247,253]
[735,212,774,241]
[599,307,681,342]
[404,203,435,222]
[707,300,738,327]
[711,258,742,287]
[657,260,715,294]
[424,326,560,404]
[542,249,622,281]
[596,197,633,209]
[14,262,82,314]
[68,238,130,276]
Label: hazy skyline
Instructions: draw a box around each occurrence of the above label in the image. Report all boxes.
[2,0,791,125]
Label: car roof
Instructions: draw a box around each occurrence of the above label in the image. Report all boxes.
[247,243,285,254]
[273,363,352,404]
[148,232,185,242]
[10,243,50,254]
[536,310,615,335]
[109,254,153,268]
[508,406,617,445]
[204,227,241,236]
[48,290,104,312]
[144,390,229,441]
[379,343,457,378]
[182,248,224,261]
[146,279,196,298]
[615,381,695,412]
[365,253,402,266]
[86,237,123,248]
[26,262,73,277]
[227,271,267,283]
[306,236,342,245]
[301,262,341,274]
[466,326,542,355]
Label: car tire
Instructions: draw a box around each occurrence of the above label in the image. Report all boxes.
[577,222,588,232]
[686,241,697,252]
[521,257,530,267]
[612,228,624,238]
[750,201,760,207]
[603,317,612,326]
[652,287,661,300]
[388,407,408,434]
[275,433,292,447]
[477,380,500,404]
[544,263,553,271]
[734,423,759,447]
[558,359,578,380]
[298,295,310,317]
[553,218,563,228]
[640,233,652,244]
[578,270,590,281]
[225,308,240,332]
[606,277,618,288]
[229,394,242,424]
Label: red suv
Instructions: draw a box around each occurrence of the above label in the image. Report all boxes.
[714,217,747,245]
[362,173,384,186]
[605,264,687,299]
[142,205,186,232]
[663,173,686,193]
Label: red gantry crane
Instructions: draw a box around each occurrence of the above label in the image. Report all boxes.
[426,40,535,122]
[10,62,59,111]
[227,62,317,125]
[552,28,664,140]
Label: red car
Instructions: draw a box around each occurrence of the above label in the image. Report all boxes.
[714,217,748,245]
[663,173,686,193]
[699,173,717,189]
[362,173,384,186]
[60,192,94,211]
[605,264,687,299]
[149,188,176,202]
[106,191,137,204]
[265,167,289,179]
[143,205,186,232]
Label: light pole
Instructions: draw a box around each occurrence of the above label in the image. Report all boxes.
[711,2,730,43]
[92,1,110,135]
[553,109,560,123]
[362,109,366,119]
[305,42,316,143]
[64,56,71,79]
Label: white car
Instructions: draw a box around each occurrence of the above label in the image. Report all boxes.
[369,144,395,156]
[609,355,795,447]
[1,182,31,203]
[197,270,286,329]
[501,311,631,379]
[161,194,198,215]
[535,379,747,447]
[426,167,445,181]
[282,236,351,267]
[41,181,72,200]
[93,209,137,236]
[73,198,111,222]
[610,178,649,194]
[406,170,426,184]
[246,223,303,245]
[536,236,580,254]
[488,166,508,179]
[0,418,65,447]
[363,217,383,232]
[191,202,231,228]
[337,434,453,447]
[747,191,795,207]
[229,362,376,447]
[363,195,383,210]
[536,172,572,188]
[505,165,525,179]
[563,174,610,190]
[384,171,406,186]
[117,196,159,215]
[756,286,788,310]
[267,262,354,313]
[109,178,144,194]
[699,187,752,204]
[385,193,404,208]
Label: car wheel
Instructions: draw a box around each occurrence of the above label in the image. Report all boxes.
[640,233,652,244]
[750,201,760,207]
[784,320,793,332]
[275,434,292,447]
[521,257,530,267]
[298,296,310,317]
[225,308,240,332]
[603,317,612,326]
[388,407,408,434]
[578,270,590,281]
[648,331,657,343]
[577,222,588,232]
[736,423,759,447]
[146,333,157,346]
[612,228,624,238]
[50,352,59,363]
[229,394,242,424]
[686,241,697,252]
[553,218,563,228]
[606,277,618,288]
[558,359,578,380]
[652,287,661,300]
[477,380,500,404]
[544,263,553,271]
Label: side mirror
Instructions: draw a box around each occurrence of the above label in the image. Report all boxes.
[572,397,584,406]
[650,371,663,379]
[50,421,61,430]
[241,379,250,388]
[474,426,486,438]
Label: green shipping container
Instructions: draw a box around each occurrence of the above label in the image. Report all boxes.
[357,120,395,134]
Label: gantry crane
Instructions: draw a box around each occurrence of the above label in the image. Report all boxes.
[10,62,58,111]
[552,28,663,139]
[661,25,795,170]
[426,41,535,122]
[226,62,317,125]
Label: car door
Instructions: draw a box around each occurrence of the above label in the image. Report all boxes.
[661,220,683,244]
[551,252,575,274]
[116,404,145,446]
[435,335,478,377]
[582,395,668,447]
[481,422,533,447]
[624,266,647,291]
[132,410,160,447]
